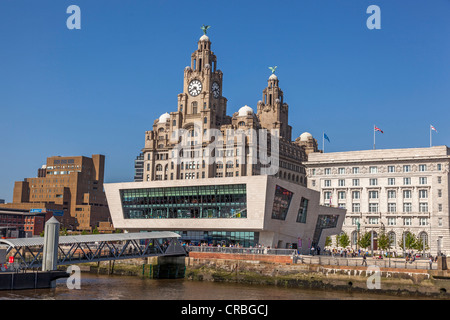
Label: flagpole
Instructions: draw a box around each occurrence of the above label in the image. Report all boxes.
[373,125,376,150]
[323,131,325,153]
[430,125,432,148]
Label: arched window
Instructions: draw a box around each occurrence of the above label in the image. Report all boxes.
[238,121,245,127]
[419,232,428,249]
[156,164,162,171]
[192,102,198,114]
[388,231,396,247]
[204,117,207,124]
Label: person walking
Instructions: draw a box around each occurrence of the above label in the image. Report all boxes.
[429,256,433,270]
[362,253,367,266]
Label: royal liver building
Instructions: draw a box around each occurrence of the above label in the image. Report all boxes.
[139,28,318,185]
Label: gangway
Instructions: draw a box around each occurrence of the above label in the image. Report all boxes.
[0,231,186,269]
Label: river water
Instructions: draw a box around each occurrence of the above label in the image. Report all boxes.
[0,273,433,300]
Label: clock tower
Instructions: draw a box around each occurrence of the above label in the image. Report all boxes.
[177,32,229,130]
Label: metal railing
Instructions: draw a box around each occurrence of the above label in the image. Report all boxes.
[186,246,437,270]
[187,246,296,256]
[296,255,437,270]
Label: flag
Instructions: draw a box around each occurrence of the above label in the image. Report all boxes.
[324,133,330,143]
[374,126,384,133]
[431,125,437,133]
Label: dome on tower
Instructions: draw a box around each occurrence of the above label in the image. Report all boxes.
[238,105,254,116]
[299,132,313,141]
[269,73,278,80]
[199,34,210,42]
[158,112,170,123]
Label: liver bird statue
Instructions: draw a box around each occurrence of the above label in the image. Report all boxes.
[201,25,211,35]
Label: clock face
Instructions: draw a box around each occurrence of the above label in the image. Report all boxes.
[188,79,202,96]
[211,82,220,99]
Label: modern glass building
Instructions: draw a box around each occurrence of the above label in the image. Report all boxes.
[105,176,345,252]
[120,184,246,220]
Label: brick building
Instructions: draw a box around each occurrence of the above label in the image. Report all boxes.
[0,154,112,232]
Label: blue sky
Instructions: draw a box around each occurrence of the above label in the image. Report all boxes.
[0,0,449,202]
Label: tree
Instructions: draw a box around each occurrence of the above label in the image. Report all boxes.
[358,232,372,250]
[377,232,393,252]
[325,236,332,247]
[414,237,429,252]
[337,232,350,248]
[397,232,417,251]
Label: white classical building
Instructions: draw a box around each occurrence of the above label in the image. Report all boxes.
[104,175,345,252]
[305,146,450,255]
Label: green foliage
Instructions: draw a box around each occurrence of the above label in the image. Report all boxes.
[397,232,417,250]
[325,236,332,247]
[358,232,372,250]
[377,232,393,251]
[337,232,350,248]
[59,227,68,236]
[92,227,99,234]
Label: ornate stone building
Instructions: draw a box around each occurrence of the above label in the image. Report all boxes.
[140,31,318,185]
[306,146,450,255]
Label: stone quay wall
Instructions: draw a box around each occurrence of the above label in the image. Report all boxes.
[186,252,450,298]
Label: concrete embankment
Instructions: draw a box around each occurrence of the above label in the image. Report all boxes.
[69,253,450,298]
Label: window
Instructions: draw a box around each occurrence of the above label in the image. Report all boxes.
[370,166,378,174]
[403,203,412,213]
[388,190,396,199]
[324,180,331,187]
[388,166,395,173]
[403,177,411,185]
[120,184,247,219]
[324,192,331,201]
[419,164,427,172]
[351,217,360,225]
[324,168,331,175]
[403,165,411,172]
[388,203,396,213]
[439,218,443,227]
[437,164,442,171]
[388,217,396,226]
[369,191,379,199]
[352,167,359,174]
[296,197,309,223]
[272,185,294,220]
[369,178,378,186]
[338,179,345,187]
[352,179,360,186]
[338,191,346,200]
[438,189,442,197]
[403,218,412,226]
[438,176,442,184]
[388,178,395,186]
[352,191,360,199]
[438,204,443,212]
[369,203,379,213]
[419,190,428,199]
[419,218,428,226]
[338,168,345,175]
[368,217,379,224]
[419,177,427,185]
[419,202,428,213]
